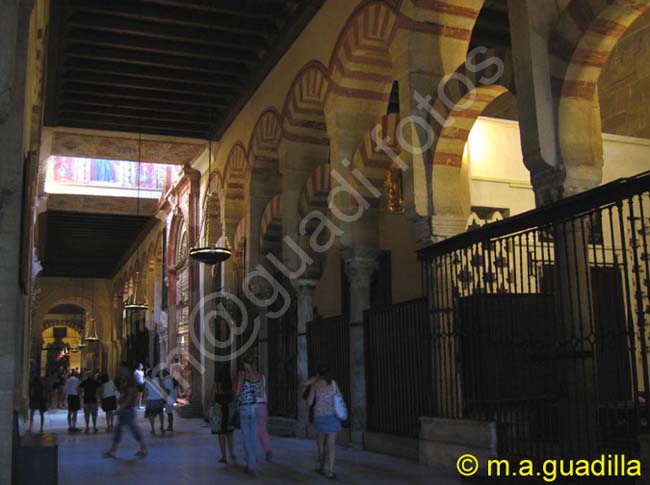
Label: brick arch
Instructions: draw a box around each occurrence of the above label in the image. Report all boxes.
[428,47,514,167]
[299,163,331,220]
[550,0,650,192]
[259,194,283,256]
[249,108,282,175]
[41,297,102,338]
[281,61,330,146]
[223,143,249,238]
[232,216,247,266]
[42,319,84,336]
[351,113,401,199]
[327,1,398,106]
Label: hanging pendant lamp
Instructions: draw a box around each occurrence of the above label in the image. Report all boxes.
[125,132,149,312]
[190,136,232,265]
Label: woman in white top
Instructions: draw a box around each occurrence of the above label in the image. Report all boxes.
[143,370,166,434]
[100,373,118,431]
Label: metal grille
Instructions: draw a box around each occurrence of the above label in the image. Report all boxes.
[365,298,433,437]
[307,314,351,426]
[418,172,650,460]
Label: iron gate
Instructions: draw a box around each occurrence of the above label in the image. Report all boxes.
[418,172,650,460]
[267,278,297,419]
[365,298,433,437]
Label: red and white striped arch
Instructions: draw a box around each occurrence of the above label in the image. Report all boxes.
[351,113,401,198]
[223,143,249,235]
[299,163,332,220]
[281,61,330,146]
[232,216,247,266]
[428,48,514,167]
[551,0,650,103]
[259,194,284,256]
[328,1,397,106]
[249,108,282,175]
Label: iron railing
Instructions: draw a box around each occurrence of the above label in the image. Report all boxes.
[418,172,650,460]
[365,298,433,437]
[307,314,351,426]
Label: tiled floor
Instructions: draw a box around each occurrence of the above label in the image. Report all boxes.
[25,409,460,484]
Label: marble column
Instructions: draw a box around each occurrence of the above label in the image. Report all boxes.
[294,278,317,438]
[344,256,377,446]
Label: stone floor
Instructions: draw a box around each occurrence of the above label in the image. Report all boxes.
[26,409,461,484]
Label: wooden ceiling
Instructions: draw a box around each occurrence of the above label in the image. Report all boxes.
[40,211,152,278]
[44,0,324,140]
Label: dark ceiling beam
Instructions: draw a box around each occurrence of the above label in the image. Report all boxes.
[68,12,269,54]
[59,110,209,131]
[69,0,276,36]
[58,113,207,132]
[57,94,218,116]
[64,29,260,64]
[59,103,210,124]
[64,44,249,77]
[60,70,237,97]
[213,0,325,138]
[146,0,290,21]
[62,58,241,88]
[61,82,230,107]
[58,107,209,128]
[56,118,208,139]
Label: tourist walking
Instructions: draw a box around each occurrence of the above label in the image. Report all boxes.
[161,369,176,432]
[62,370,80,432]
[28,374,48,433]
[144,369,166,435]
[307,365,342,479]
[79,371,101,433]
[104,362,147,458]
[211,368,236,464]
[235,360,263,476]
[100,373,118,432]
[256,372,272,461]
[134,363,145,409]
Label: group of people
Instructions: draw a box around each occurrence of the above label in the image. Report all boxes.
[208,360,344,479]
[31,358,346,478]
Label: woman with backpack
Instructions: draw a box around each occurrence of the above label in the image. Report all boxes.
[307,364,345,480]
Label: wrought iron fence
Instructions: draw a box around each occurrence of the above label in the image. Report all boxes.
[307,314,351,426]
[365,298,433,437]
[418,172,650,460]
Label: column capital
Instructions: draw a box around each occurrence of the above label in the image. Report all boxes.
[344,257,377,288]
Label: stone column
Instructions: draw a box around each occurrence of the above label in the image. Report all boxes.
[344,256,377,446]
[507,0,566,205]
[0,1,32,482]
[294,278,317,438]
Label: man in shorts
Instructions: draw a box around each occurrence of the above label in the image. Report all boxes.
[79,370,101,433]
[62,370,80,432]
